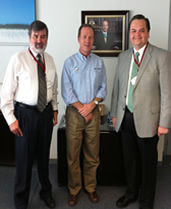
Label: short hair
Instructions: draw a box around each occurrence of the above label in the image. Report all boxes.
[78,24,94,37]
[129,14,151,31]
[28,20,48,37]
[102,19,109,24]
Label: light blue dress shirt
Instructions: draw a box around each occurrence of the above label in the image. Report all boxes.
[61,51,107,105]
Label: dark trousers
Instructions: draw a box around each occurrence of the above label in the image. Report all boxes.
[14,103,54,209]
[121,108,159,209]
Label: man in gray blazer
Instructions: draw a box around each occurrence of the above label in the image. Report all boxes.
[110,14,171,209]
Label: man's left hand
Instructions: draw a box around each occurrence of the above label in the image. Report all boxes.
[53,112,58,126]
[85,113,93,123]
[158,126,169,136]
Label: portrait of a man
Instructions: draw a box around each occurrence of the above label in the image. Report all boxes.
[83,11,129,57]
[93,19,122,50]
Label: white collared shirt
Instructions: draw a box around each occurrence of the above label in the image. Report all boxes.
[0,48,58,125]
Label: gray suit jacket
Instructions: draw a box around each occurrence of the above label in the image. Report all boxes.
[110,43,171,137]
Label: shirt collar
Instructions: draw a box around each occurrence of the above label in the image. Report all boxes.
[78,50,92,61]
[29,47,43,58]
[133,44,146,57]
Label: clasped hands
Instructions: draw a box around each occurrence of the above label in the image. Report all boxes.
[78,103,95,123]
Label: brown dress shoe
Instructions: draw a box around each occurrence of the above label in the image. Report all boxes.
[68,194,78,207]
[88,191,99,203]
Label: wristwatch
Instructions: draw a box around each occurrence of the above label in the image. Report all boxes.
[94,100,99,105]
[53,110,58,113]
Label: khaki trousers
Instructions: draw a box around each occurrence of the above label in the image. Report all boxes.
[66,106,100,195]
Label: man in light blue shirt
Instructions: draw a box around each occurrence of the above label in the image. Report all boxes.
[61,24,107,207]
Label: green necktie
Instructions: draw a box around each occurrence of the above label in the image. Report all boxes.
[127,52,139,113]
[103,33,107,43]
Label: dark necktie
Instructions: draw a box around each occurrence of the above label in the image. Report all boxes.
[127,52,139,113]
[37,54,47,112]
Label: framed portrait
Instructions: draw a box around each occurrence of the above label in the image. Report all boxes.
[0,0,36,46]
[82,10,129,57]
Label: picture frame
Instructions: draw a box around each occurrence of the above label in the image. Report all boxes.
[0,0,36,46]
[82,10,129,57]
[0,0,36,83]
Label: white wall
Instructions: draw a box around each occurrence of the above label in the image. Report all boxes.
[0,0,170,159]
[169,0,171,52]
[165,0,171,155]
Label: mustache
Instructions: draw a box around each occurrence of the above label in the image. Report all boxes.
[35,43,44,48]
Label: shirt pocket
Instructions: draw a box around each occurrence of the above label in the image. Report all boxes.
[17,71,32,89]
[93,67,102,84]
[46,69,55,89]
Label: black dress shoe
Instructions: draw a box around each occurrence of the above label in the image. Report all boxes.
[41,195,56,208]
[116,195,137,208]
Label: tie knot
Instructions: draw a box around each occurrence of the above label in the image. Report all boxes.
[135,52,140,63]
[37,54,41,61]
[135,52,139,58]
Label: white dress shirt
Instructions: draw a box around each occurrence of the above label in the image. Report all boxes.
[0,48,58,125]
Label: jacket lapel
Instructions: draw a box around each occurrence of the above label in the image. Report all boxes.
[134,43,153,88]
[122,49,132,90]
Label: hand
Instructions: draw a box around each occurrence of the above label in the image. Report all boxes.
[84,113,93,123]
[9,120,23,136]
[53,111,58,126]
[112,117,117,129]
[79,103,95,117]
[158,126,169,136]
[113,46,119,50]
